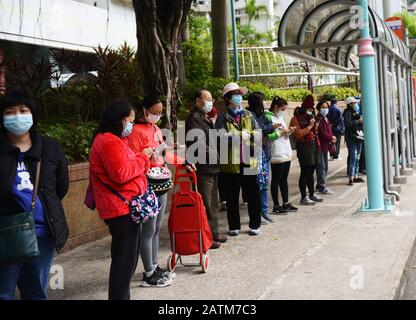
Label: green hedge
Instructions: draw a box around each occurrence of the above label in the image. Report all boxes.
[180,77,356,104]
[37,122,97,163]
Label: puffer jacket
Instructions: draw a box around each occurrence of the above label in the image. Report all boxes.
[89,132,150,220]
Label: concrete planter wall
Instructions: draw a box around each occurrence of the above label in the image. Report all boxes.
[61,163,108,252]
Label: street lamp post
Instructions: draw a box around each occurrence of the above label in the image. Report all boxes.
[358,0,390,211]
[230,0,239,81]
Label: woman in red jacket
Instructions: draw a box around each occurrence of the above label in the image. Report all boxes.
[128,95,194,288]
[316,100,337,194]
[89,100,153,300]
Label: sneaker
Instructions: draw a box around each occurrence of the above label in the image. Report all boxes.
[282,203,298,212]
[155,265,176,280]
[261,216,269,225]
[214,234,228,243]
[228,229,240,236]
[249,228,260,236]
[220,201,227,211]
[348,179,354,186]
[141,271,173,288]
[336,156,343,161]
[309,195,323,202]
[318,188,333,195]
[300,196,315,206]
[273,205,289,215]
[272,205,282,214]
[262,213,275,223]
[210,241,221,249]
[353,177,365,183]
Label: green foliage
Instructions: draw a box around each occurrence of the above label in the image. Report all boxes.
[394,11,416,38]
[179,76,357,119]
[317,87,359,101]
[37,122,97,163]
[244,0,269,26]
[182,14,212,83]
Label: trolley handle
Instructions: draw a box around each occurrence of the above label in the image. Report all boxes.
[174,165,198,185]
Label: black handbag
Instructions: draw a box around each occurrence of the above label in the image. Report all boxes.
[0,161,41,265]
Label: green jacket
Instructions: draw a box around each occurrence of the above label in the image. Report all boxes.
[215,109,259,174]
[264,111,281,141]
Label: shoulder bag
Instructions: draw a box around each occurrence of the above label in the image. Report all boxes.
[0,162,41,265]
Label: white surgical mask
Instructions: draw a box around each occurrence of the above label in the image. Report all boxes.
[202,101,213,113]
[275,110,284,117]
[320,109,329,117]
[306,110,313,116]
[145,112,161,124]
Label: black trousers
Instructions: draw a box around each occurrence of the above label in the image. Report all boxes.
[299,165,316,199]
[270,161,291,207]
[332,132,342,159]
[106,214,141,300]
[223,172,261,230]
[218,172,227,203]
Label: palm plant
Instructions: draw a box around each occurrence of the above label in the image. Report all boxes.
[244,0,268,26]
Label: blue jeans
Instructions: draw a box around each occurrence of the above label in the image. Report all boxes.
[346,140,363,178]
[259,183,269,214]
[0,236,56,300]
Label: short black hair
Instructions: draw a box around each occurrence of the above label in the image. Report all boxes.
[270,96,288,112]
[316,100,329,110]
[331,99,338,105]
[141,94,162,110]
[0,91,38,131]
[96,100,135,138]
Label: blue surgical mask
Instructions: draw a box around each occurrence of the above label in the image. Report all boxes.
[320,109,329,117]
[202,101,213,113]
[306,110,313,116]
[231,95,243,107]
[3,114,33,136]
[354,103,360,113]
[122,121,133,137]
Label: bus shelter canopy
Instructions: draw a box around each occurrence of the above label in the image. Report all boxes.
[278,0,410,69]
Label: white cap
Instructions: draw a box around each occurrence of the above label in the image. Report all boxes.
[222,82,248,96]
[345,97,357,105]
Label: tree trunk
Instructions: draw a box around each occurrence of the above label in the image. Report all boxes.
[211,0,230,79]
[132,0,193,130]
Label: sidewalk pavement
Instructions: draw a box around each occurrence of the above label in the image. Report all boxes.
[49,147,416,300]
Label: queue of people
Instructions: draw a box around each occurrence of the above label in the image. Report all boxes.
[0,85,365,301]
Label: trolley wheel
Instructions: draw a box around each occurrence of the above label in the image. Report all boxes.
[167,254,176,272]
[201,254,209,273]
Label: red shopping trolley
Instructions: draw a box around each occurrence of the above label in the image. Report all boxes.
[167,166,213,273]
